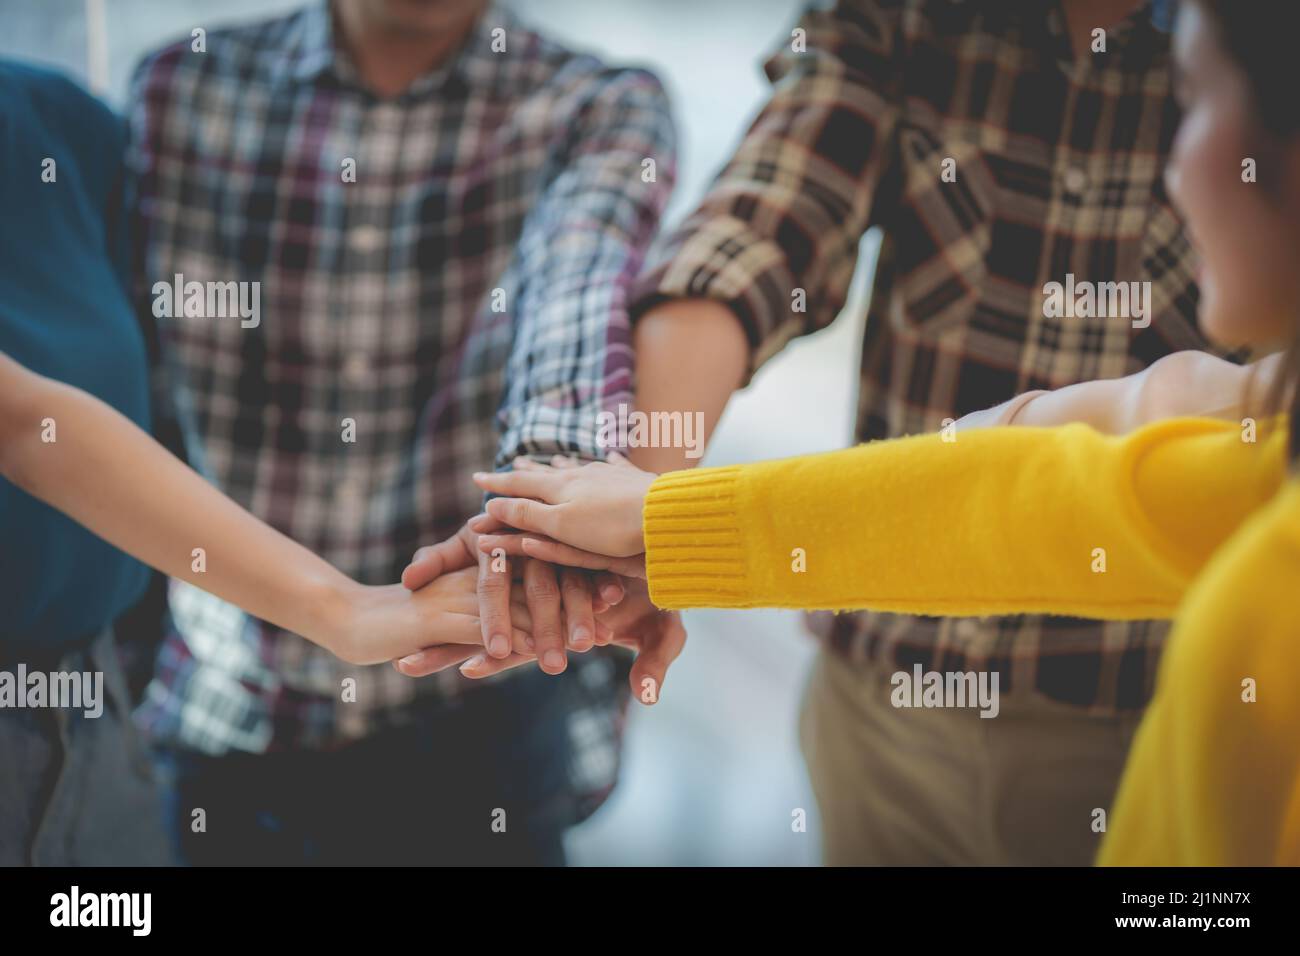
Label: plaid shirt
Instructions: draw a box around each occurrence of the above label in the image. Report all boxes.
[127,1,675,812]
[633,0,1221,714]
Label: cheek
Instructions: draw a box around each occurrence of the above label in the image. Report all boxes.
[1169,105,1239,242]
[1170,105,1300,346]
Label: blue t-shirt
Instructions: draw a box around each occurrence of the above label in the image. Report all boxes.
[0,61,151,656]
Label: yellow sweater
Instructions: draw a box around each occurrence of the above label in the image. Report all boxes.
[643,417,1300,865]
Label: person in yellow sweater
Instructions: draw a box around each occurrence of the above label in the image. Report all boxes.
[472,416,1298,865]
[396,0,1300,865]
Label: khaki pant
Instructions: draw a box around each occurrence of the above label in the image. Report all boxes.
[799,650,1142,866]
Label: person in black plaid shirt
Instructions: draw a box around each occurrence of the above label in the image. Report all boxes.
[620,0,1255,865]
[128,0,677,864]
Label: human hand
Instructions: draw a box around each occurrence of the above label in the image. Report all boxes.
[401,578,687,707]
[396,516,625,676]
[471,452,655,558]
[471,522,648,579]
[328,566,534,666]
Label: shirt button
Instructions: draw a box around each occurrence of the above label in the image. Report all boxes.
[336,477,365,503]
[349,225,383,253]
[1063,166,1088,195]
[342,354,370,383]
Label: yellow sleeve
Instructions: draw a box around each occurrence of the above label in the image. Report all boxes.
[643,416,1285,617]
[1099,484,1300,866]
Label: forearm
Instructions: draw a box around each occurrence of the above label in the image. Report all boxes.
[958,351,1279,435]
[643,417,1286,617]
[628,299,748,473]
[0,356,355,648]
[495,69,675,469]
[626,0,899,381]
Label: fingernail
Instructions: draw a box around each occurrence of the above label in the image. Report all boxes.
[602,586,621,602]
[570,626,591,649]
[525,636,536,651]
[542,650,566,671]
[460,654,486,674]
[489,634,510,658]
[399,652,424,666]
[472,472,488,481]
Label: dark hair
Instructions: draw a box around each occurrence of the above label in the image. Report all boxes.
[1193,1,1300,460]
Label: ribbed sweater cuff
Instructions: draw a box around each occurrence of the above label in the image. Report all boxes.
[643,466,748,609]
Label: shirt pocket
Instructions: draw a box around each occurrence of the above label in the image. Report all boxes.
[887,124,994,339]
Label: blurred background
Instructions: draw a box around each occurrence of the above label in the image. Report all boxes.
[1,0,881,865]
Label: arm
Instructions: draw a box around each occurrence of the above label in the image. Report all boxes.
[495,67,676,468]
[472,417,1286,619]
[956,351,1283,434]
[628,0,904,472]
[627,299,748,473]
[406,67,675,672]
[0,351,530,665]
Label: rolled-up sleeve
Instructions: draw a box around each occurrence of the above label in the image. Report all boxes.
[631,0,903,378]
[495,67,677,467]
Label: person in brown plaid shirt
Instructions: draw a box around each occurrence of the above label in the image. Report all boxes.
[623,0,1254,864]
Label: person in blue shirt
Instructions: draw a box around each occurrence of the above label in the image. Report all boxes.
[0,61,550,864]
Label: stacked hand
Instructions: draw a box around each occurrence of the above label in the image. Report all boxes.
[389,454,681,703]
[332,565,536,665]
[471,453,655,576]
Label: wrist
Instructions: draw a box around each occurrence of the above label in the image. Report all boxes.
[300,571,366,656]
[623,518,646,556]
[624,475,655,554]
[621,470,655,554]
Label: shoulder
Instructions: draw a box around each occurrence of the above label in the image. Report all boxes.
[488,10,668,112]
[0,61,125,191]
[130,7,306,93]
[1169,483,1300,687]
[0,60,120,140]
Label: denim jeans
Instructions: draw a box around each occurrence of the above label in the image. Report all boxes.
[0,627,173,866]
[156,667,578,866]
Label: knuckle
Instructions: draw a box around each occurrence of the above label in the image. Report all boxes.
[525,578,560,603]
[533,619,563,644]
[478,571,508,594]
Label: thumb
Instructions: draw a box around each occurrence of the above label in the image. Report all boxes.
[401,533,473,590]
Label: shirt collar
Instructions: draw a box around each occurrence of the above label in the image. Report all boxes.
[1039,0,1170,75]
[283,0,336,84]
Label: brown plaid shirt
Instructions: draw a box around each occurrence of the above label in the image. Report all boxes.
[633,0,1220,714]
